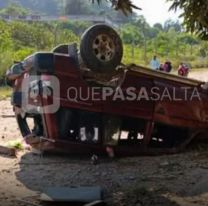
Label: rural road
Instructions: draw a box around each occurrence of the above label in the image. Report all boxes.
[189,69,208,82]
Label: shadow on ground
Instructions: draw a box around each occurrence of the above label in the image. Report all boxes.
[14,152,202,206]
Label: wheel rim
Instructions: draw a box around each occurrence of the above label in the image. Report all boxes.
[92,34,116,62]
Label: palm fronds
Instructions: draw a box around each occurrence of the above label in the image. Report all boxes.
[91,0,141,15]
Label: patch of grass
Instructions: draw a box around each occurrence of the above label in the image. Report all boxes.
[5,139,24,150]
[0,86,12,100]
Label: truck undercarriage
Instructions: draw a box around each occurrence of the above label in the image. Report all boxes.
[7,24,208,156]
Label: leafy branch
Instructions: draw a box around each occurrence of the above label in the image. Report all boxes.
[91,0,141,15]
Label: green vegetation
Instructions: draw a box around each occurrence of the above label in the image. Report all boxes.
[0,2,208,83]
[0,19,81,82]
[0,3,29,16]
[0,0,59,15]
[120,19,208,68]
[0,0,137,21]
[169,0,208,40]
[5,139,24,150]
[0,18,208,82]
[0,1,208,40]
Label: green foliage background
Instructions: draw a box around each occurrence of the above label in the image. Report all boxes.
[0,1,208,84]
[0,20,81,80]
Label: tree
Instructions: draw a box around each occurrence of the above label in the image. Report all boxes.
[10,21,55,50]
[95,1,208,41]
[120,24,142,44]
[93,0,140,15]
[0,0,60,15]
[0,3,29,16]
[168,0,208,40]
[0,20,12,50]
[65,0,92,15]
[0,20,14,77]
[153,23,163,31]
[57,21,92,35]
[64,0,138,24]
[178,34,199,55]
[155,32,172,56]
[47,22,79,46]
[164,19,182,32]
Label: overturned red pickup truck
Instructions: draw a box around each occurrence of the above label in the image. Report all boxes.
[7,24,208,156]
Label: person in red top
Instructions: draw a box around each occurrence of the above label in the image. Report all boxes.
[178,63,190,77]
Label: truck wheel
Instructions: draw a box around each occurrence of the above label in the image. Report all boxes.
[16,113,44,138]
[16,114,31,137]
[80,24,123,73]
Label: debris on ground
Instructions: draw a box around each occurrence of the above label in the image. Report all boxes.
[40,186,103,203]
[0,145,16,156]
[91,155,99,165]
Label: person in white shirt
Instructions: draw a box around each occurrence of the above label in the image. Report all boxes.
[150,55,160,70]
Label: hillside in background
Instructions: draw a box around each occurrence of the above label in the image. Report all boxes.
[0,0,60,15]
[0,1,208,83]
[0,0,136,23]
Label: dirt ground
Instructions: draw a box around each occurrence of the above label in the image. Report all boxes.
[0,70,208,206]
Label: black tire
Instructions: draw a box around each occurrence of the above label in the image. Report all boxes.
[16,114,31,137]
[16,113,44,138]
[80,24,123,73]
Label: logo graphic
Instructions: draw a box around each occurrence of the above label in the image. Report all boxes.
[21,75,60,114]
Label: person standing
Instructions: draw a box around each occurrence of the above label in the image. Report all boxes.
[150,55,160,70]
[178,63,190,77]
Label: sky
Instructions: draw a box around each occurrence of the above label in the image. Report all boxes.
[132,0,182,26]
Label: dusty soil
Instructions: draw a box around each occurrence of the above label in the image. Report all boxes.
[189,69,208,82]
[0,70,208,206]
